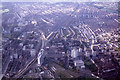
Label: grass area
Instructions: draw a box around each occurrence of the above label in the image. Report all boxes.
[0,9,9,14]
[85,61,92,65]
[102,8,118,13]
[84,60,98,72]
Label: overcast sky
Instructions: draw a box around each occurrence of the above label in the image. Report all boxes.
[1,0,119,2]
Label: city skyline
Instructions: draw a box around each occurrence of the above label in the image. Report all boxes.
[1,1,120,80]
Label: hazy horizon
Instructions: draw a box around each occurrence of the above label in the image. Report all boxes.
[1,0,119,2]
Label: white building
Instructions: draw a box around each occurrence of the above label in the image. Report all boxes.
[74,60,85,69]
[10,55,13,61]
[22,46,26,50]
[19,43,23,46]
[71,47,79,58]
[37,49,44,66]
[85,51,91,57]
[79,48,82,53]
[30,49,36,57]
[13,53,18,59]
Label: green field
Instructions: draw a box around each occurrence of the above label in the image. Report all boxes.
[0,9,9,14]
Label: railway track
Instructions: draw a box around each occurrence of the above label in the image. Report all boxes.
[13,58,37,78]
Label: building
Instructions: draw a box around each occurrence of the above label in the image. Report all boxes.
[85,51,91,57]
[37,49,44,66]
[71,47,79,58]
[79,48,82,53]
[74,60,85,69]
[30,49,36,57]
[13,53,18,59]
